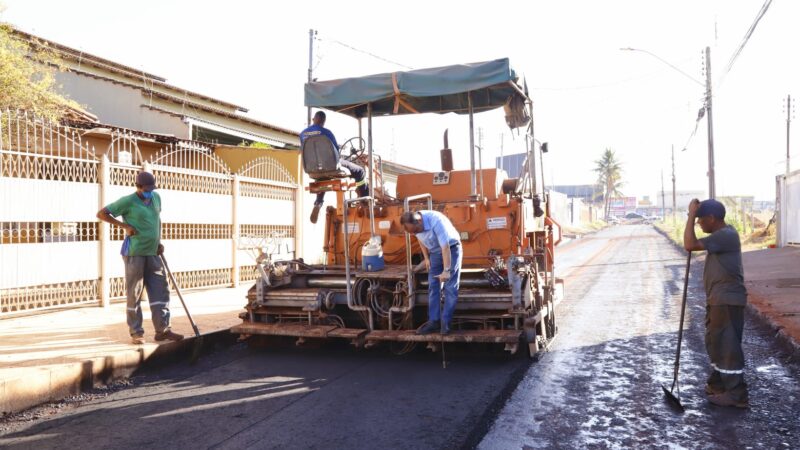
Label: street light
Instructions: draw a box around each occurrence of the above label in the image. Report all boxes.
[621,46,716,199]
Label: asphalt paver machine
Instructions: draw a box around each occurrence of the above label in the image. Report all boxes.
[232,58,563,356]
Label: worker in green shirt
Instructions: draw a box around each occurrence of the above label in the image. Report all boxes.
[97,171,183,345]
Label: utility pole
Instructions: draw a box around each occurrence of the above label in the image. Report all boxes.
[307,29,316,126]
[660,169,666,220]
[786,95,793,176]
[499,133,504,172]
[742,197,747,235]
[705,46,716,198]
[671,145,677,225]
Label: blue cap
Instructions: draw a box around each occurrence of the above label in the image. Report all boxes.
[135,171,157,189]
[697,199,725,219]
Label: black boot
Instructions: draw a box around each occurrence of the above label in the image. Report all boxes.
[356,184,370,198]
[310,202,323,224]
[416,320,440,335]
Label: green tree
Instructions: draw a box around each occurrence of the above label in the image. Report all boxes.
[594,148,624,219]
[240,140,273,149]
[0,19,76,120]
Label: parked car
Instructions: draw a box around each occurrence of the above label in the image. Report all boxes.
[623,212,646,225]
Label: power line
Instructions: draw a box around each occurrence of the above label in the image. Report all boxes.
[720,0,773,82]
[531,62,695,91]
[321,37,413,70]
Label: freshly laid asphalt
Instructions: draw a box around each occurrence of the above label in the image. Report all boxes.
[2,225,799,449]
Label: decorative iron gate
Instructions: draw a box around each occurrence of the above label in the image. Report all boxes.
[1,111,299,316]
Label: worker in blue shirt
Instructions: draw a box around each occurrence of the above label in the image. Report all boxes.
[300,111,369,223]
[401,210,462,335]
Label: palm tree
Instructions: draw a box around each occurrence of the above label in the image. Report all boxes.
[594,148,624,219]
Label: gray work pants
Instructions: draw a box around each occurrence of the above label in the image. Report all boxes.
[705,305,748,402]
[124,255,171,336]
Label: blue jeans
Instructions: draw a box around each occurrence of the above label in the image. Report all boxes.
[124,255,171,336]
[315,159,367,205]
[427,244,462,326]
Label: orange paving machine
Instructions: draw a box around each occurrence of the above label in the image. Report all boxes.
[232,58,563,356]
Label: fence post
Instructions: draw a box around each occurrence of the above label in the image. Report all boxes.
[294,153,304,261]
[231,174,240,287]
[99,154,111,307]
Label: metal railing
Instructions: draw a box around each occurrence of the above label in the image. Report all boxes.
[1,110,300,316]
[342,195,375,329]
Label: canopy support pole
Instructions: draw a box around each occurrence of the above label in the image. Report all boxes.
[367,103,376,236]
[528,100,537,196]
[468,92,477,198]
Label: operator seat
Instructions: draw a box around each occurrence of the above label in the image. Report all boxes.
[301,134,351,180]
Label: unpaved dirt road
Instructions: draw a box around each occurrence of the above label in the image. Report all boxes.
[1,225,798,449]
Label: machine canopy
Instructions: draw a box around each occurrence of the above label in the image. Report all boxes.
[304,58,529,121]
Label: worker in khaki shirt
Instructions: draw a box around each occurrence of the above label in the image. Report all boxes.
[684,198,748,408]
[97,171,183,345]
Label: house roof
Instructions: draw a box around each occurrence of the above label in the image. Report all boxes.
[12,28,249,113]
[381,159,423,175]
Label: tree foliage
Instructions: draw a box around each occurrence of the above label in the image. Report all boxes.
[240,140,273,149]
[0,20,77,120]
[594,148,624,219]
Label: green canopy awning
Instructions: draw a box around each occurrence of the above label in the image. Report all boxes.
[304,58,527,118]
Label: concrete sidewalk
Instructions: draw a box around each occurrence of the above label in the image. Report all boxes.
[0,285,249,414]
[743,246,800,353]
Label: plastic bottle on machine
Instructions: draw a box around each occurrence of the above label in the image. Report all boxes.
[361,236,385,272]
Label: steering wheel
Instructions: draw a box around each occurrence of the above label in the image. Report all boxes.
[340,137,366,162]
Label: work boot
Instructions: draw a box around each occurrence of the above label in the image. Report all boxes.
[131,334,145,345]
[416,321,440,335]
[155,329,184,342]
[441,324,451,335]
[356,184,370,198]
[310,202,323,224]
[708,392,749,409]
[705,384,724,396]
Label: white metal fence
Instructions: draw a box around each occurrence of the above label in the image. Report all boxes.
[777,170,800,247]
[1,110,298,316]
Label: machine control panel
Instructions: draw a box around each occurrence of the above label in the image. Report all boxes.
[432,171,451,185]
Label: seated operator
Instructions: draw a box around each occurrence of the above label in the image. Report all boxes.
[300,111,370,224]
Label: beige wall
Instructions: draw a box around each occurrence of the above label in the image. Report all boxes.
[214,146,300,181]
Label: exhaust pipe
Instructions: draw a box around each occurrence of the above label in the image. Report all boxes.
[440,129,453,171]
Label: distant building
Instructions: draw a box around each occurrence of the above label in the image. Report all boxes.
[656,190,706,210]
[496,153,527,178]
[552,185,599,204]
[753,200,775,212]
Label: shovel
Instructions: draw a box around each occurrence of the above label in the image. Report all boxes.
[160,254,203,363]
[662,252,691,412]
[440,282,447,369]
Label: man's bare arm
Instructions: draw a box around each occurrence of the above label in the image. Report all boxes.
[437,244,452,281]
[683,199,705,252]
[96,208,136,236]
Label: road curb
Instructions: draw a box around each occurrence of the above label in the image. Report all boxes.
[745,294,800,360]
[0,328,236,415]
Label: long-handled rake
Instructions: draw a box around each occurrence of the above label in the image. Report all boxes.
[160,254,203,363]
[662,252,691,412]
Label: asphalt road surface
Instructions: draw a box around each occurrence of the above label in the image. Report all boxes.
[2,225,799,449]
[480,225,800,449]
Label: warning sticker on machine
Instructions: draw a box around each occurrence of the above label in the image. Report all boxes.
[486,217,507,229]
[342,222,360,234]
